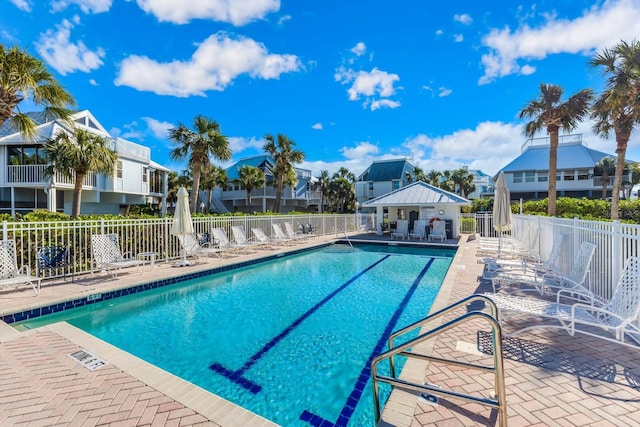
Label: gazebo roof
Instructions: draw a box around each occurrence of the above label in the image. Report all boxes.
[361,181,470,207]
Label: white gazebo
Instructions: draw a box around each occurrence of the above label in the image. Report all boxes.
[361,181,471,238]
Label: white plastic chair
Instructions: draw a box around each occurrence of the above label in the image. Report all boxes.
[211,227,249,251]
[177,233,223,262]
[428,220,446,242]
[408,220,427,241]
[391,219,408,240]
[231,226,268,249]
[485,256,640,347]
[0,239,40,295]
[91,234,142,278]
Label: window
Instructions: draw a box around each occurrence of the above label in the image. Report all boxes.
[538,173,548,182]
[525,172,535,183]
[392,180,400,190]
[564,171,575,181]
[577,170,589,180]
[368,182,374,191]
[7,145,47,165]
[142,167,148,183]
[116,161,123,179]
[513,172,523,183]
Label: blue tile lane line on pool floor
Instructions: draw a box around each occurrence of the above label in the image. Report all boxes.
[209,254,393,394]
[300,257,436,427]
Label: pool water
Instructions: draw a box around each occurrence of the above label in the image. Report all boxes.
[15,244,454,426]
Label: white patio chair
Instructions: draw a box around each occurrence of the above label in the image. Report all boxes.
[391,219,408,240]
[272,224,295,244]
[211,227,250,251]
[0,239,41,295]
[408,220,427,241]
[488,241,596,295]
[91,233,142,278]
[481,234,565,277]
[231,226,268,249]
[484,256,640,347]
[284,222,308,240]
[427,220,446,242]
[252,228,283,246]
[177,233,223,262]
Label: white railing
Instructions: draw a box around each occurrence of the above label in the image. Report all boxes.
[473,213,640,302]
[6,165,97,188]
[1,213,373,281]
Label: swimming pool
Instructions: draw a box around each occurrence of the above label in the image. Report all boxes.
[14,243,454,426]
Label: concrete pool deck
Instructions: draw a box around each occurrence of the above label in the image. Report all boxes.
[1,234,639,426]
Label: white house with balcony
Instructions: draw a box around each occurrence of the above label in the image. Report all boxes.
[220,155,320,213]
[355,159,414,206]
[0,110,170,216]
[496,134,633,200]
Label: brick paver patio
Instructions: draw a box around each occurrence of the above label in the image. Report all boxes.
[0,234,639,426]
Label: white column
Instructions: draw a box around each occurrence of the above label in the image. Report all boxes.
[47,187,57,212]
[376,206,384,235]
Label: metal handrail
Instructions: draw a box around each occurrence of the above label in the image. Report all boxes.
[338,225,353,248]
[371,294,507,427]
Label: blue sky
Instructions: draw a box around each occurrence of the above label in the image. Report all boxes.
[3,0,640,178]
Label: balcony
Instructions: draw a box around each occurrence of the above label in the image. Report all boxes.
[6,165,96,188]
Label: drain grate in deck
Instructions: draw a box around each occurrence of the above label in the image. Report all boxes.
[68,349,109,371]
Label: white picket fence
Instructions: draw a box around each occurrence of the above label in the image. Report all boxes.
[474,213,640,302]
[2,213,375,281]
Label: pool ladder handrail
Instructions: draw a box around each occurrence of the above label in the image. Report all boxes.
[337,225,353,248]
[371,294,507,427]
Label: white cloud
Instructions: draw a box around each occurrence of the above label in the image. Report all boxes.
[227,136,265,153]
[142,117,173,138]
[35,18,105,75]
[115,32,302,97]
[9,0,31,12]
[88,78,98,86]
[435,29,443,36]
[454,13,473,25]
[438,87,452,97]
[277,14,291,26]
[370,99,401,111]
[50,0,112,13]
[479,0,640,84]
[340,141,379,159]
[312,123,323,130]
[335,67,400,103]
[135,0,280,25]
[453,34,464,43]
[351,42,366,56]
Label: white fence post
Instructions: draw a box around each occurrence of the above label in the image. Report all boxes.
[612,220,622,286]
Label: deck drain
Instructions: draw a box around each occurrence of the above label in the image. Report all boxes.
[68,349,108,371]
[419,382,440,406]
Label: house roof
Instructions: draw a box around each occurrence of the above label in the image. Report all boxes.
[225,155,274,180]
[362,181,471,207]
[500,141,613,173]
[358,159,413,181]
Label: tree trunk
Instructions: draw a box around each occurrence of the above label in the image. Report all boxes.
[547,128,559,216]
[207,189,213,213]
[246,189,252,207]
[611,134,629,220]
[190,161,202,213]
[602,176,608,200]
[72,172,85,218]
[273,177,283,213]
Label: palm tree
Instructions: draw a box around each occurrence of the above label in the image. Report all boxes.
[200,164,227,213]
[43,128,118,218]
[317,170,330,213]
[238,165,265,209]
[630,162,640,198]
[404,171,413,183]
[590,40,640,220]
[412,166,427,183]
[595,156,617,200]
[263,133,305,213]
[427,170,442,187]
[519,83,593,215]
[451,168,476,197]
[169,115,231,213]
[331,167,355,213]
[0,44,76,138]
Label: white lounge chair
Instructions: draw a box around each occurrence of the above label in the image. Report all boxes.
[231,226,268,249]
[177,233,223,262]
[427,220,446,242]
[391,219,409,240]
[252,228,283,245]
[91,233,143,278]
[284,222,309,240]
[482,234,565,278]
[0,239,41,295]
[211,227,249,251]
[488,241,596,295]
[272,224,295,244]
[484,256,640,347]
[408,220,427,241]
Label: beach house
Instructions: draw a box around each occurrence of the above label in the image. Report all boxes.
[0,110,170,216]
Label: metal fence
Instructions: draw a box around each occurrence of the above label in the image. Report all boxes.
[2,213,373,281]
[472,213,640,302]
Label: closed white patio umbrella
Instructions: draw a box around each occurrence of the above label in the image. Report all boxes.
[171,186,195,267]
[493,171,513,255]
